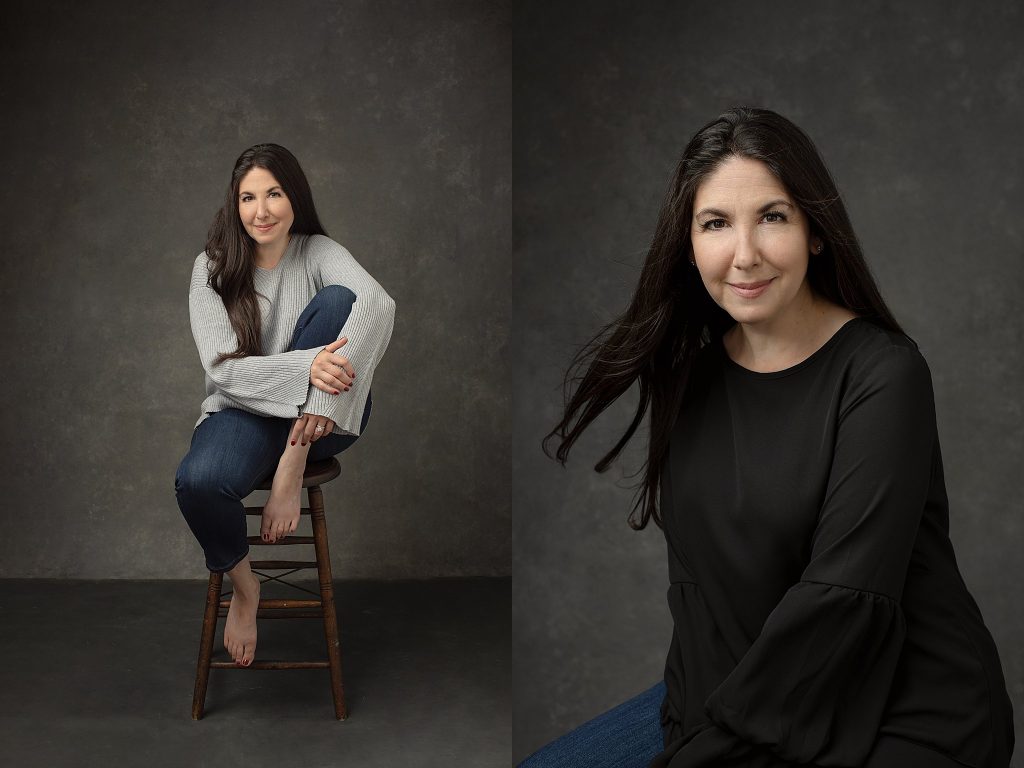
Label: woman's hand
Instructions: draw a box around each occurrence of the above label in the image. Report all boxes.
[290,414,336,446]
[310,337,357,394]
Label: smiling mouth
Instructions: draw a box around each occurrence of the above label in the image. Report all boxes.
[727,278,774,297]
[254,223,276,230]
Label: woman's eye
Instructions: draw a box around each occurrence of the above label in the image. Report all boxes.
[763,210,787,223]
[701,218,727,231]
[269,191,281,197]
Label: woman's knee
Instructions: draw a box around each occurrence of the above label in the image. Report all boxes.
[314,284,357,316]
[175,451,242,503]
[174,453,217,500]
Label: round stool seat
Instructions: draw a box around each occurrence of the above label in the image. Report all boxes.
[254,457,341,491]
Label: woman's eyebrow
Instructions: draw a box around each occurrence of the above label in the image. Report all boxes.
[238,185,282,196]
[757,199,794,212]
[694,199,794,219]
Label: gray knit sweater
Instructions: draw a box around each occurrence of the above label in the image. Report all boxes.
[188,233,395,436]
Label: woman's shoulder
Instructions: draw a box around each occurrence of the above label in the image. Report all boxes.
[838,318,933,400]
[299,233,353,259]
[843,318,924,366]
[190,250,214,285]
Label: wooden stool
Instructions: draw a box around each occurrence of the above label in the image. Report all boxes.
[191,457,346,720]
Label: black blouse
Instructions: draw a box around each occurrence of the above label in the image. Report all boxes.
[652,318,1014,768]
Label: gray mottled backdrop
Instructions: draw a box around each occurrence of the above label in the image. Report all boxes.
[0,0,511,579]
[2,0,1022,759]
[511,0,1023,759]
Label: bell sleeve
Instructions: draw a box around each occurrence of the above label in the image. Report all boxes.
[188,256,323,412]
[656,345,937,768]
[298,236,396,437]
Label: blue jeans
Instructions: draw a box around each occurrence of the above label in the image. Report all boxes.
[175,285,372,573]
[518,680,965,768]
[518,682,666,768]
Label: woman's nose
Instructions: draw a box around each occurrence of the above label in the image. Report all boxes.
[732,229,760,268]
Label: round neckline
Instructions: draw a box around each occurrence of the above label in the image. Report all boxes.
[718,317,865,379]
[254,234,296,273]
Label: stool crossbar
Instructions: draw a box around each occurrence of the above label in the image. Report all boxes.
[191,457,347,720]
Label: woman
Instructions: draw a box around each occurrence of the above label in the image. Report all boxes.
[529,109,1014,767]
[175,143,396,668]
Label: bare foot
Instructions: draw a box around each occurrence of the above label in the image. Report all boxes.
[260,480,303,543]
[261,441,308,543]
[224,558,260,666]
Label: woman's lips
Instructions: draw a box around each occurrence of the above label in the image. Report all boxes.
[727,278,773,299]
[254,222,276,232]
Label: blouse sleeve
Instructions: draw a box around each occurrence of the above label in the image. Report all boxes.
[188,256,322,410]
[657,345,937,768]
[298,236,396,437]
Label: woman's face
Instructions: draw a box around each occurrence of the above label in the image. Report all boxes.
[690,155,822,330]
[237,166,294,251]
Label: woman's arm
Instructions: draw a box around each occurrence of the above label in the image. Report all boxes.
[188,256,324,409]
[298,236,396,436]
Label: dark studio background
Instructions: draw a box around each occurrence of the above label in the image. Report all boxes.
[0,0,1021,764]
[510,0,1023,761]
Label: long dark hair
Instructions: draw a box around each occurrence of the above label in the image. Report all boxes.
[543,107,906,530]
[205,143,328,365]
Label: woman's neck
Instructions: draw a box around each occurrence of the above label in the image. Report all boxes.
[723,292,857,373]
[254,235,291,270]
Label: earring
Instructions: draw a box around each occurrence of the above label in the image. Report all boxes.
[813,243,823,254]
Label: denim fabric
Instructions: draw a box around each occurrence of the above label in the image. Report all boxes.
[518,682,666,768]
[175,285,371,572]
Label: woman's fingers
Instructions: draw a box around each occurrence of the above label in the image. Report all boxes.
[313,374,351,395]
[291,415,334,446]
[289,417,306,446]
[330,353,356,380]
[305,417,326,443]
[326,336,348,351]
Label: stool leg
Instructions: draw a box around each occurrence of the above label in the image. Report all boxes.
[192,570,223,720]
[309,484,347,720]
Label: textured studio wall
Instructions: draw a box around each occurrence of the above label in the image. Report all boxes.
[0,0,512,579]
[510,0,1024,758]
[2,0,1022,757]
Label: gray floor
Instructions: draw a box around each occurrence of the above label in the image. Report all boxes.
[0,578,510,767]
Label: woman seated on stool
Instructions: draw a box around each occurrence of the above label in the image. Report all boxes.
[175,143,396,669]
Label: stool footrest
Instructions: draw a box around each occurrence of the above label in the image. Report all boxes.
[250,560,318,569]
[217,608,324,619]
[244,506,312,516]
[217,598,322,609]
[246,535,314,545]
[210,660,331,670]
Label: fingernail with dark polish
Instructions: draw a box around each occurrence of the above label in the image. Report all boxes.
[290,440,296,446]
